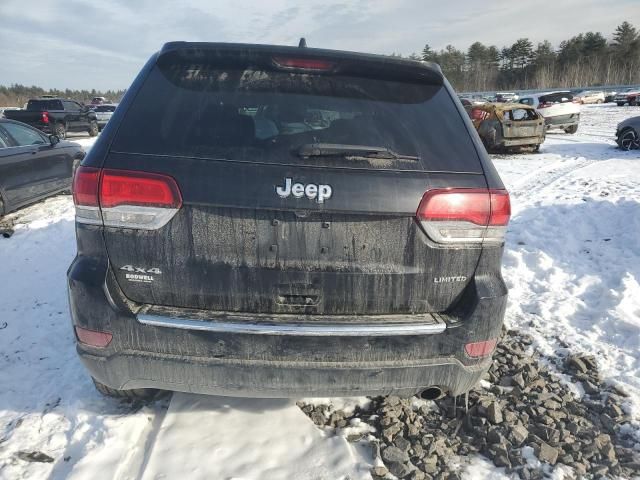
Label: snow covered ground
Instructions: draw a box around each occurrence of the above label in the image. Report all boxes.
[0,105,638,479]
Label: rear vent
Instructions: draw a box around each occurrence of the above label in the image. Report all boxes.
[416,188,510,244]
[72,167,182,230]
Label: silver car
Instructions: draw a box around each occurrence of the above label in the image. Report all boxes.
[94,104,117,130]
[616,116,640,150]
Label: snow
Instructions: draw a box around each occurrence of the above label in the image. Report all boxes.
[0,104,639,479]
[138,394,370,480]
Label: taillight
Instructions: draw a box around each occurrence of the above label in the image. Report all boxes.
[100,169,182,209]
[416,188,510,244]
[470,108,489,121]
[464,339,497,358]
[73,166,102,224]
[41,111,49,123]
[72,167,182,230]
[272,56,335,71]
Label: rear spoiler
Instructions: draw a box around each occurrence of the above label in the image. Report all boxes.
[158,41,444,85]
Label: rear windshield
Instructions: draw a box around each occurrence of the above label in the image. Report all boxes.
[540,92,573,103]
[112,63,481,172]
[96,105,116,112]
[26,100,63,111]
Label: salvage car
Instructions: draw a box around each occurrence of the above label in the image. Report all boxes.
[94,104,117,130]
[616,115,640,150]
[0,119,84,216]
[614,88,640,106]
[518,91,580,133]
[575,90,605,104]
[495,92,518,102]
[68,41,510,400]
[468,103,545,152]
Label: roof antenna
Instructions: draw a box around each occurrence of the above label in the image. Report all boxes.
[298,37,307,48]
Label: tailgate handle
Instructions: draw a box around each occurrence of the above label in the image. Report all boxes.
[276,294,320,306]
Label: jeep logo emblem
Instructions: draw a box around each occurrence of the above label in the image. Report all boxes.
[275,177,332,204]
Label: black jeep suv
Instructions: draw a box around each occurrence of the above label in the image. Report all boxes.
[68,42,510,399]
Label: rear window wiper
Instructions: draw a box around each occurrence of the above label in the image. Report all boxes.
[297,143,420,161]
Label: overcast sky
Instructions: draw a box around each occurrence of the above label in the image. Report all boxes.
[1,0,638,90]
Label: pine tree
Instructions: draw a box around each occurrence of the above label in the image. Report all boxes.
[421,44,437,62]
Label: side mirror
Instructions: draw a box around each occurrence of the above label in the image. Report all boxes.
[49,134,60,146]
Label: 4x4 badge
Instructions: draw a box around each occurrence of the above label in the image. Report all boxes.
[276,177,332,204]
[120,265,161,283]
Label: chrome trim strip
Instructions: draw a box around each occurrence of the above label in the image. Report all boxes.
[137,313,446,336]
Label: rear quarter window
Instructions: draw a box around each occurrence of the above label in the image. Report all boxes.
[112,63,482,173]
[26,100,63,111]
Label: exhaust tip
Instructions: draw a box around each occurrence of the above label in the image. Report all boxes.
[418,386,444,401]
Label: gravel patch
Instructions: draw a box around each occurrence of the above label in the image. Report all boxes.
[299,329,640,479]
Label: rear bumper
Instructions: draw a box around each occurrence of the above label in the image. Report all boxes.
[544,113,579,129]
[34,124,54,134]
[78,346,490,397]
[502,137,543,147]
[68,243,507,398]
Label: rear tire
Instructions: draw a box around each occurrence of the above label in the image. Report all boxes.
[564,125,578,134]
[630,98,638,107]
[92,377,163,400]
[88,120,99,137]
[55,123,66,139]
[617,102,625,107]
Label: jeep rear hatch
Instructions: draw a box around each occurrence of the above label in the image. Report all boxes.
[89,45,496,316]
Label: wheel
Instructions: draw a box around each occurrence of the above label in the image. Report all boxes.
[55,123,66,139]
[92,377,163,400]
[596,99,603,104]
[88,120,99,137]
[630,98,638,107]
[564,125,578,134]
[617,102,625,107]
[533,144,541,152]
[617,128,639,151]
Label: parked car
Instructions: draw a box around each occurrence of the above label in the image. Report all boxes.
[0,119,84,216]
[68,41,511,400]
[604,91,618,103]
[468,102,545,152]
[518,91,580,133]
[459,96,487,107]
[616,116,640,150]
[614,88,640,106]
[575,90,605,104]
[495,92,519,102]
[4,98,99,139]
[94,104,117,130]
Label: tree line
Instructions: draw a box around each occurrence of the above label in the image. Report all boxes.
[400,21,640,92]
[0,85,125,107]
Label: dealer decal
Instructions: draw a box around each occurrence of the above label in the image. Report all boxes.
[120,265,161,283]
